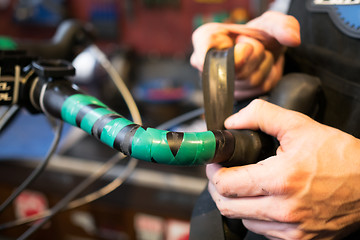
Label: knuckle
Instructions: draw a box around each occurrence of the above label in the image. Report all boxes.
[217,202,235,218]
[275,202,304,223]
[248,75,261,87]
[288,230,307,240]
[255,41,266,53]
[276,210,295,223]
[277,174,294,194]
[264,51,274,65]
[237,36,265,55]
[284,112,310,130]
[213,176,230,196]
[193,23,220,39]
[275,169,303,195]
[249,99,267,114]
[197,22,224,35]
[212,170,239,198]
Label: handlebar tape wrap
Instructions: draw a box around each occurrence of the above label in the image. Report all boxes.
[39,81,237,165]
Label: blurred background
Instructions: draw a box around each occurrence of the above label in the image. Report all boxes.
[0,0,275,239]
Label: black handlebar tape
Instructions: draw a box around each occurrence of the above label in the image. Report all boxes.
[221,130,277,167]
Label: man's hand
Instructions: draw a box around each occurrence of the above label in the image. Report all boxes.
[190,11,300,100]
[207,99,360,239]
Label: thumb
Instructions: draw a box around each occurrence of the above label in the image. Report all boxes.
[224,99,307,140]
[246,11,301,47]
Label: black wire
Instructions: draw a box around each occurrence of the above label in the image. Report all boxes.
[0,107,205,231]
[0,119,63,214]
[14,107,204,238]
[17,154,127,240]
[0,105,20,133]
[0,106,202,236]
[0,156,134,231]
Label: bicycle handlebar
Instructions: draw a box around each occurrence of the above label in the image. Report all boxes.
[0,48,322,167]
[0,17,322,166]
[30,64,274,165]
[31,64,321,166]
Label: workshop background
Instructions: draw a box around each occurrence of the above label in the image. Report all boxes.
[0,0,272,239]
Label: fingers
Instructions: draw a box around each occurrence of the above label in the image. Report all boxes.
[233,42,254,70]
[190,20,287,72]
[246,11,301,47]
[190,32,234,71]
[208,181,274,220]
[233,35,279,101]
[207,181,307,223]
[261,54,285,92]
[207,165,311,223]
[206,159,286,198]
[235,35,267,79]
[232,53,284,100]
[221,23,281,48]
[242,219,303,240]
[190,12,300,72]
[247,51,274,86]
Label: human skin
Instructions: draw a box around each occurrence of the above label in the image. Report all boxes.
[190,11,300,100]
[207,99,360,239]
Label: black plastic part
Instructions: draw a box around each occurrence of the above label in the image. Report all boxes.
[268,73,322,118]
[26,59,76,116]
[34,79,79,119]
[0,50,35,75]
[0,50,38,111]
[32,59,75,78]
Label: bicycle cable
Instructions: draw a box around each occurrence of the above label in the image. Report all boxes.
[0,118,63,214]
[17,154,127,240]
[17,45,141,239]
[0,105,202,230]
[0,105,20,133]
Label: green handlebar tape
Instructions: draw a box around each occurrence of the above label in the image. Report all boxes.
[61,94,219,165]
